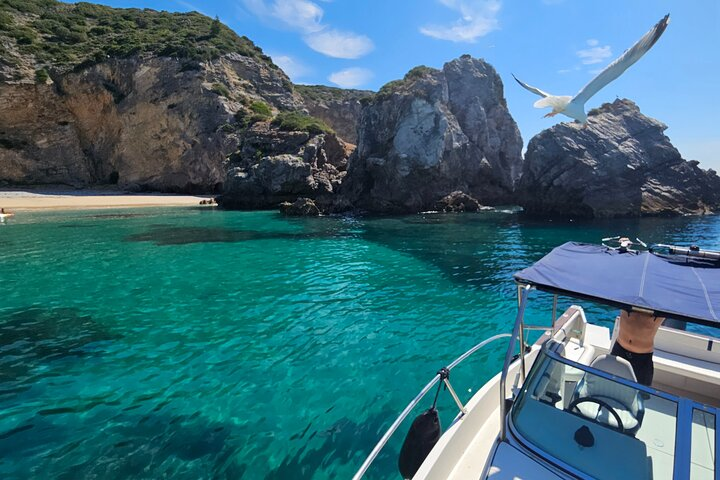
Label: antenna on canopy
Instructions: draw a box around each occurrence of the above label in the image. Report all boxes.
[650,244,720,262]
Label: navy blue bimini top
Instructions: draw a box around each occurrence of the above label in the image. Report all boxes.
[514,242,720,327]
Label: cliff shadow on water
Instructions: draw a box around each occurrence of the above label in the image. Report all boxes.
[355,211,720,292]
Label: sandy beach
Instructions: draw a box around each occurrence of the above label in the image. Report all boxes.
[0,188,214,211]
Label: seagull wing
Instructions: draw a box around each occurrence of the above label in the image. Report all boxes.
[512,74,551,98]
[571,14,670,107]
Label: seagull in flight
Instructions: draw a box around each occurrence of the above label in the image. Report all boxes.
[513,14,670,123]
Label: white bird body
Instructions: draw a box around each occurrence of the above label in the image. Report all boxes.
[514,14,670,123]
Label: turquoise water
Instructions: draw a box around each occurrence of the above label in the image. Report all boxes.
[1,208,719,479]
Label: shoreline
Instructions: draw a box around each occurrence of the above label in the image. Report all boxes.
[0,188,214,212]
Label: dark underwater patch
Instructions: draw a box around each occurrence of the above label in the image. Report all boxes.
[0,411,245,479]
[0,307,119,384]
[266,410,398,480]
[59,412,241,479]
[125,226,350,246]
[86,213,151,219]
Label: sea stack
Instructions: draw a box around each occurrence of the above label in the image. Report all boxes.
[519,99,720,218]
[339,55,523,214]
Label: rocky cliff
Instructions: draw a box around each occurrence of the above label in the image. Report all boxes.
[217,119,351,210]
[340,56,523,214]
[0,53,305,192]
[295,85,371,144]
[519,99,720,218]
[0,0,317,193]
[3,1,715,219]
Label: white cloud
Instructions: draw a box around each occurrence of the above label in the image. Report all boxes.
[242,0,270,17]
[420,0,501,43]
[304,29,374,59]
[576,39,612,65]
[328,67,373,88]
[270,54,310,80]
[557,65,581,75]
[241,0,374,58]
[270,0,323,33]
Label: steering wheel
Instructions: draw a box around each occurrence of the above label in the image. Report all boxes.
[567,396,625,433]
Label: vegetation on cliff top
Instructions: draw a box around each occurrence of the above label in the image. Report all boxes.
[0,0,276,73]
[271,112,334,136]
[376,66,439,98]
[295,84,373,103]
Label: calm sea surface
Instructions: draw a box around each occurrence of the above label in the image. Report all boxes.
[1,208,719,479]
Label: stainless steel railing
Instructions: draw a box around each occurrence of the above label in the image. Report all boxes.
[499,284,531,441]
[352,333,512,480]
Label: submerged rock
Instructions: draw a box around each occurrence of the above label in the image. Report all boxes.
[519,99,720,218]
[340,55,523,214]
[435,191,488,213]
[279,198,320,216]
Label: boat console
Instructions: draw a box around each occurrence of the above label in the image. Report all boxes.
[506,324,717,480]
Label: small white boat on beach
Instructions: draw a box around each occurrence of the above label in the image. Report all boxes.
[355,241,720,480]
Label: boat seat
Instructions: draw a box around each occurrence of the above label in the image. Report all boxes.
[560,340,596,385]
[533,360,565,407]
[569,354,645,435]
[561,339,596,365]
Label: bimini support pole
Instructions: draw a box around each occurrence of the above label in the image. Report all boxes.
[516,285,528,381]
[499,284,531,442]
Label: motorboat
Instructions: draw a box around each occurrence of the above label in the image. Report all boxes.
[354,241,720,479]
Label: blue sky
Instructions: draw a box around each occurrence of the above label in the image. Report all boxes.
[77,0,719,170]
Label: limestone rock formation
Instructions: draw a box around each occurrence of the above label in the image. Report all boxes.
[340,55,523,214]
[296,85,372,144]
[519,99,720,218]
[216,122,349,209]
[0,1,306,193]
[0,53,302,192]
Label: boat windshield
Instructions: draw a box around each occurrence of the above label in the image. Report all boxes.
[510,343,717,480]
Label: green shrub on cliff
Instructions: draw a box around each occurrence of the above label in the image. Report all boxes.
[0,10,13,29]
[376,65,438,99]
[35,68,48,83]
[210,82,231,98]
[271,112,333,136]
[249,100,271,118]
[210,15,221,37]
[0,0,278,71]
[233,100,272,128]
